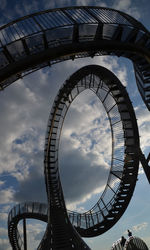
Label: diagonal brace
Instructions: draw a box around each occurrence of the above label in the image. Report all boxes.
[139,148,150,184]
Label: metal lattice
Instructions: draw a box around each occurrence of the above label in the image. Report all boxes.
[0,7,150,109]
[4,5,150,250]
[8,65,139,249]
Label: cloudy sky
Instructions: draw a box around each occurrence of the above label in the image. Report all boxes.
[0,0,150,250]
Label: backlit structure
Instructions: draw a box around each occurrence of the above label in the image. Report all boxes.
[0,6,148,250]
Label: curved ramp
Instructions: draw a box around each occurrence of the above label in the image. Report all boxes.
[8,202,48,250]
[125,236,149,250]
[0,7,150,109]
[111,236,149,250]
[8,65,139,249]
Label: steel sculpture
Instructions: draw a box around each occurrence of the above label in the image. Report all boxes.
[111,236,149,250]
[124,236,149,250]
[8,65,140,249]
[3,5,150,250]
[0,6,150,110]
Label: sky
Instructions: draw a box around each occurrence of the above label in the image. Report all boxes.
[0,0,150,250]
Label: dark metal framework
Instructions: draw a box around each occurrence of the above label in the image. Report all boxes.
[8,65,140,249]
[111,236,149,250]
[0,6,150,110]
[8,202,48,249]
[124,237,149,250]
[3,5,149,250]
[111,238,123,250]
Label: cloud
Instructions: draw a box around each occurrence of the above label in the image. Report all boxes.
[0,238,11,250]
[34,230,45,241]
[60,146,109,204]
[13,85,112,207]
[74,0,107,7]
[112,0,141,19]
[0,1,149,250]
[0,54,140,248]
[1,0,108,25]
[17,221,46,249]
[0,56,129,210]
[0,212,8,221]
[0,181,5,186]
[132,222,148,232]
[42,0,107,10]
[0,67,60,179]
[13,150,47,203]
[0,227,8,236]
[135,105,150,153]
[113,0,132,10]
[57,89,112,208]
[0,205,11,221]
[0,0,7,10]
[0,188,14,204]
[115,67,128,86]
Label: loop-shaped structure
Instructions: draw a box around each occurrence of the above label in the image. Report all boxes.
[111,236,149,250]
[8,65,139,249]
[5,5,150,250]
[8,202,48,249]
[0,6,150,109]
[44,65,139,240]
[124,237,149,250]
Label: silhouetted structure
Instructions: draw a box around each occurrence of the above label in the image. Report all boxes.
[120,236,126,247]
[8,65,139,249]
[111,236,149,250]
[0,6,150,111]
[125,236,149,250]
[4,5,150,250]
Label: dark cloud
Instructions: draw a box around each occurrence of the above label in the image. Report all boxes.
[14,151,47,203]
[60,144,109,204]
[13,145,109,206]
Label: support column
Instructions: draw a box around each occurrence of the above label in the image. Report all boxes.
[23,218,27,250]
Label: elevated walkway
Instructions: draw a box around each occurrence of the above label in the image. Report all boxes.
[0,6,150,110]
[111,236,149,250]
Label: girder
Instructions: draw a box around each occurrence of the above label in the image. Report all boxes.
[8,65,139,249]
[0,6,150,109]
[5,6,150,250]
[111,236,149,250]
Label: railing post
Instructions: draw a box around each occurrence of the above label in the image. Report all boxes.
[23,218,27,250]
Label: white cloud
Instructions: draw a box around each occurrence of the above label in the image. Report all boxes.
[17,221,46,249]
[0,45,145,249]
[135,105,150,152]
[0,1,149,250]
[0,56,130,212]
[57,89,112,208]
[13,87,112,207]
[132,222,148,232]
[0,188,14,204]
[115,67,128,86]
[138,165,144,175]
[0,181,5,186]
